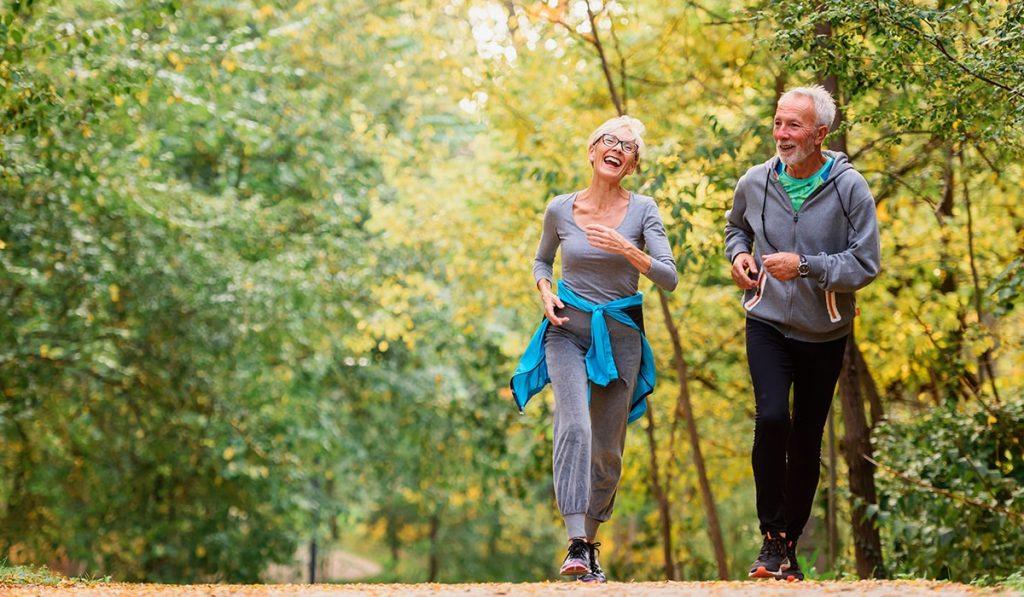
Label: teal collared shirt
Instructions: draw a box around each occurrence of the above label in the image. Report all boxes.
[509,282,656,424]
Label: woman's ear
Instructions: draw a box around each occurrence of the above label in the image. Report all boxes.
[588,144,596,166]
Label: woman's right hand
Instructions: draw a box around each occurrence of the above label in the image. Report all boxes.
[538,280,570,326]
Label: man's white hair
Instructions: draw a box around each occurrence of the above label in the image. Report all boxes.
[779,85,836,130]
[587,115,647,159]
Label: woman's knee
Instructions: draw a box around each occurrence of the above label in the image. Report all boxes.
[555,420,590,450]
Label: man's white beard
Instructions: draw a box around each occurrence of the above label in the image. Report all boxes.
[777,142,815,166]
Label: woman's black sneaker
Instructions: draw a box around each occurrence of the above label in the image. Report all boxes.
[748,532,788,578]
[578,542,607,583]
[560,537,590,576]
[776,539,804,582]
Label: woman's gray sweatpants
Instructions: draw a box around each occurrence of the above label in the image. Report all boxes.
[544,305,641,540]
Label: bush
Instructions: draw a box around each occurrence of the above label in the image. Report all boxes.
[873,397,1024,582]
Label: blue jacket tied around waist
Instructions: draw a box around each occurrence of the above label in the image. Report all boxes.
[509,282,656,424]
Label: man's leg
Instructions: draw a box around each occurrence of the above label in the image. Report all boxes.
[784,333,848,541]
[746,318,796,536]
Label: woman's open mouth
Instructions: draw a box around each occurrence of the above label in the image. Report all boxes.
[603,156,622,167]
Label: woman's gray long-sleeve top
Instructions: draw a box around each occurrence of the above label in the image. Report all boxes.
[533,191,678,303]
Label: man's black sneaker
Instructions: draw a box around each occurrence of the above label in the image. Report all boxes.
[748,532,789,578]
[578,542,607,583]
[560,537,590,576]
[776,539,804,582]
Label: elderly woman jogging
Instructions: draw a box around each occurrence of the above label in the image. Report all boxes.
[510,115,678,583]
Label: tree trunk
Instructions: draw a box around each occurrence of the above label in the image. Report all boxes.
[816,36,886,575]
[657,290,729,579]
[826,411,838,570]
[838,336,886,578]
[644,406,676,580]
[427,513,440,582]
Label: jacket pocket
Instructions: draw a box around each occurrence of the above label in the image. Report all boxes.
[823,290,857,324]
[824,290,841,323]
[743,270,768,311]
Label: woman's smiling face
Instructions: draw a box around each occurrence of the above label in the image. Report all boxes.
[589,125,638,181]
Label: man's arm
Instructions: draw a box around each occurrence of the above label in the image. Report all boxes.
[725,175,760,290]
[804,174,881,292]
[724,176,754,264]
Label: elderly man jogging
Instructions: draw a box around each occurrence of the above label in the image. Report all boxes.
[724,85,881,581]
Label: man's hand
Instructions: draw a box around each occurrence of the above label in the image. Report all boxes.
[762,252,800,281]
[731,253,759,289]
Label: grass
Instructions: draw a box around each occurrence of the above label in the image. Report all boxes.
[0,559,111,586]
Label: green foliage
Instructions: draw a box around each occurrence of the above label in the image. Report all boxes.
[0,560,110,585]
[1,0,1022,585]
[873,398,1024,582]
[0,563,66,586]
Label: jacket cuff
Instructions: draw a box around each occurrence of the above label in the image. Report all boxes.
[804,253,827,285]
[727,245,751,264]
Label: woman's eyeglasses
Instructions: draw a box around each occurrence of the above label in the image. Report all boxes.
[596,133,639,155]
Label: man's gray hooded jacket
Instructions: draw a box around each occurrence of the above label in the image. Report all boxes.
[725,150,881,342]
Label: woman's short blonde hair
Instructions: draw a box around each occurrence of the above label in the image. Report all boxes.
[587,115,647,160]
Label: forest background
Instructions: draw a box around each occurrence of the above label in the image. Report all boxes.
[2,0,1023,586]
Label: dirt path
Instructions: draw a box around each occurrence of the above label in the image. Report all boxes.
[0,581,1012,596]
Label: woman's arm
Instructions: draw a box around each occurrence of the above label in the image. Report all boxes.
[533,201,559,287]
[534,201,569,325]
[639,201,678,291]
[583,200,678,291]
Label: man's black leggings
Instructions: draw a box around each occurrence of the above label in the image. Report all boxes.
[746,317,848,540]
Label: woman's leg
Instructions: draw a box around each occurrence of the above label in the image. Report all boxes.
[586,317,641,528]
[545,310,593,539]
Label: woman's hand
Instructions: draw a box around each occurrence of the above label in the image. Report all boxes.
[585,224,633,255]
[538,279,569,326]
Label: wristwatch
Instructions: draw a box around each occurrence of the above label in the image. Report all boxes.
[798,255,810,278]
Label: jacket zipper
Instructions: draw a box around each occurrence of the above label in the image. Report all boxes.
[766,173,797,338]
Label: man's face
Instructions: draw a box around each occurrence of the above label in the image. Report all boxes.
[773,95,827,166]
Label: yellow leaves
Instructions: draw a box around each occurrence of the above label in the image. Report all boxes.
[350,112,368,136]
[876,201,890,223]
[0,239,5,250]
[377,340,389,352]
[167,51,185,72]
[275,365,294,382]
[136,88,149,105]
[221,56,237,73]
[256,5,275,20]
[223,447,236,461]
[39,344,50,358]
[109,283,120,303]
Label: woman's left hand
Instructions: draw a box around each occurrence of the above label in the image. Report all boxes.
[585,224,633,255]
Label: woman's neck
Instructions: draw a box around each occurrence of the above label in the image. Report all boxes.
[582,177,628,210]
